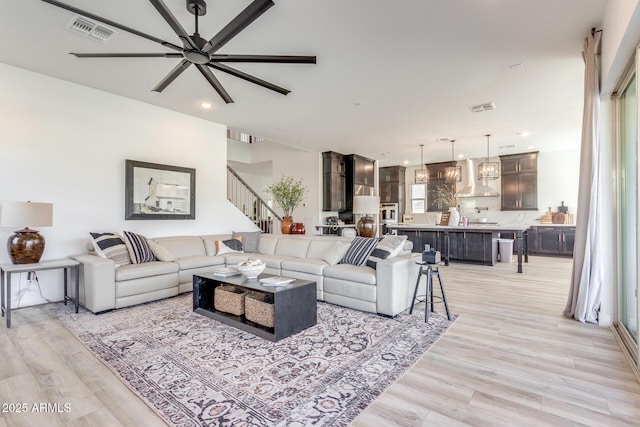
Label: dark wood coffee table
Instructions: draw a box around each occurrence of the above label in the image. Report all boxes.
[193,272,317,342]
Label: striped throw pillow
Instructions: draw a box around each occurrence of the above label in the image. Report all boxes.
[90,232,132,267]
[366,235,408,269]
[122,231,156,264]
[340,237,379,266]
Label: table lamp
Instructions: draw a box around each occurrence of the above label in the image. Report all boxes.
[353,196,380,238]
[1,201,53,264]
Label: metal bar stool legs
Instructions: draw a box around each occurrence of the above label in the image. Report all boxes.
[411,263,451,322]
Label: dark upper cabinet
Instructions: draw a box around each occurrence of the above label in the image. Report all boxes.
[500,152,538,211]
[379,166,406,218]
[346,154,375,187]
[322,151,346,212]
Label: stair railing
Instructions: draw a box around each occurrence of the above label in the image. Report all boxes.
[227,165,281,234]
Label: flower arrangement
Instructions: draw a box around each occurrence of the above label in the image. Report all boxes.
[265,176,308,218]
[432,183,457,209]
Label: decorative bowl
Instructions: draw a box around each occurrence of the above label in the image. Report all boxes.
[237,260,266,279]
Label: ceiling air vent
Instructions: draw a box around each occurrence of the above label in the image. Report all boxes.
[469,102,496,113]
[66,15,116,43]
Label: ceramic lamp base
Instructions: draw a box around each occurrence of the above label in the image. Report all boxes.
[7,228,45,264]
[357,216,376,238]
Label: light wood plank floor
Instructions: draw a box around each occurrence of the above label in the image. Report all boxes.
[1,256,638,426]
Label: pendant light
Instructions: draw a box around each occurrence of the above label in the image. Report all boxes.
[414,144,428,183]
[444,139,461,182]
[478,134,500,180]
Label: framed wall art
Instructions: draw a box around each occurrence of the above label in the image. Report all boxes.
[125,160,196,220]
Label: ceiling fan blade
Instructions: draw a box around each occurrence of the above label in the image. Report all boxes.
[205,0,274,54]
[210,54,316,64]
[40,0,183,52]
[152,59,192,92]
[148,0,199,51]
[207,62,290,96]
[71,53,183,58]
[195,64,234,104]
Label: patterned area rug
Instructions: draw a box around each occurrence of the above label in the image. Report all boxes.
[54,294,455,426]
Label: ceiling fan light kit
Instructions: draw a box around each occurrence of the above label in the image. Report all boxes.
[41,0,316,104]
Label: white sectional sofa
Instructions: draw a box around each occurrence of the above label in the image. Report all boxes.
[73,233,421,317]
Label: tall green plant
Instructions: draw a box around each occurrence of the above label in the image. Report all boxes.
[266,176,308,217]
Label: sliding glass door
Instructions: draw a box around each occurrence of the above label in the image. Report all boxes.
[615,46,640,361]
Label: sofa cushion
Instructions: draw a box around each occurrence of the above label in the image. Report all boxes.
[90,232,131,267]
[281,258,329,275]
[366,235,408,269]
[274,237,311,258]
[323,264,377,285]
[232,231,261,253]
[152,236,206,258]
[224,253,251,265]
[122,231,156,264]
[322,241,351,265]
[176,255,224,270]
[340,237,378,266]
[201,235,233,256]
[148,241,177,262]
[257,234,280,255]
[115,261,179,281]
[306,237,351,259]
[250,254,297,269]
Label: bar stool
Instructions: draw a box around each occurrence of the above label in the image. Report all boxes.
[410,261,451,322]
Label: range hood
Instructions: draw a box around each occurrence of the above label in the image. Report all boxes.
[455,159,500,198]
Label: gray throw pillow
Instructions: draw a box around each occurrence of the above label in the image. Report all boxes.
[232,231,261,253]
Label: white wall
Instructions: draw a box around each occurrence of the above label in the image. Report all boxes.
[235,141,322,231]
[0,62,254,308]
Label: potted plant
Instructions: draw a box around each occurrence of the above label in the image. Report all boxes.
[433,183,460,225]
[266,176,308,234]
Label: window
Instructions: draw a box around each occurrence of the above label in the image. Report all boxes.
[411,184,425,214]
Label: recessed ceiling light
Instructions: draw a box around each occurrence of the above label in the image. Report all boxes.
[516,131,531,137]
[200,102,212,109]
[403,160,409,165]
[527,145,536,150]
[457,154,465,159]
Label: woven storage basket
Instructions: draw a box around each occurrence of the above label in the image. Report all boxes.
[245,291,275,328]
[214,285,247,316]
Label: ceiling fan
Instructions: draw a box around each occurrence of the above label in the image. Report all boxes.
[41,0,316,103]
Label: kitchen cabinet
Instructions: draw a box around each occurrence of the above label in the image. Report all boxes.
[448,231,498,265]
[395,229,440,254]
[500,152,538,211]
[343,154,376,222]
[322,151,346,212]
[529,226,575,256]
[379,166,406,218]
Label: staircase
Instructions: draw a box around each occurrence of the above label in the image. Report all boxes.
[227,165,282,234]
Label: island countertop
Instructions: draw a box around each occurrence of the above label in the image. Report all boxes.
[387,223,531,232]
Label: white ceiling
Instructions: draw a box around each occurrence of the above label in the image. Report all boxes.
[0,0,607,167]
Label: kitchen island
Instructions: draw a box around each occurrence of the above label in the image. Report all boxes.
[387,224,530,273]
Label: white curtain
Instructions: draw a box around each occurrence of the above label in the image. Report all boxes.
[564,30,604,324]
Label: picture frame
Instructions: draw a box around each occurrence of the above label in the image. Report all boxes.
[402,214,415,223]
[125,160,196,220]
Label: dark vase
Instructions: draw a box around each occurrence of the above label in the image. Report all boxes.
[281,216,293,234]
[290,223,306,235]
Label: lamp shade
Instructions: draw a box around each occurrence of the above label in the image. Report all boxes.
[353,196,380,215]
[0,202,53,228]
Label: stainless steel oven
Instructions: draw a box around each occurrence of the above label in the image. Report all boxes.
[380,203,399,234]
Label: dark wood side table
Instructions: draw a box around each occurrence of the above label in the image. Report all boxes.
[0,258,80,328]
